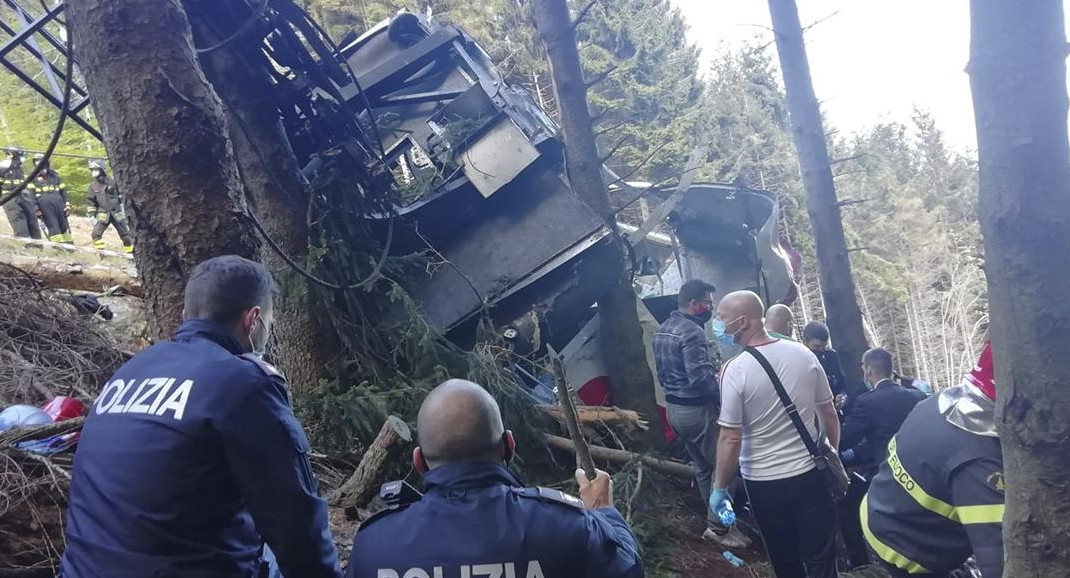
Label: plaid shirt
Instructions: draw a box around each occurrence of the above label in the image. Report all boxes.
[652,311,719,406]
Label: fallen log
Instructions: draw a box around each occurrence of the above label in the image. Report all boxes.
[4,255,142,297]
[543,434,695,480]
[329,416,412,509]
[0,416,86,447]
[536,405,649,431]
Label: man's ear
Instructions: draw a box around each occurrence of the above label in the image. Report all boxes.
[503,430,517,464]
[239,305,261,335]
[413,447,429,474]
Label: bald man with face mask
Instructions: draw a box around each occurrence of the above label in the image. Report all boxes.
[710,291,841,578]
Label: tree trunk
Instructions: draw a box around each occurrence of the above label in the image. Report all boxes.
[185,0,339,391]
[67,0,260,340]
[968,1,1070,575]
[532,0,661,449]
[767,0,868,388]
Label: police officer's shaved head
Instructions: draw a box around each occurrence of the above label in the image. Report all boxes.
[416,379,508,469]
[766,304,794,336]
[183,255,277,325]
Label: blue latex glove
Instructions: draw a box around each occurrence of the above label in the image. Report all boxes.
[709,487,732,522]
[840,448,855,463]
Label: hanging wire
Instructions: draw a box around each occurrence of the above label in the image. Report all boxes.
[0,30,75,209]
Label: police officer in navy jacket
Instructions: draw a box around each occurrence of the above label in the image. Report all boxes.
[346,379,644,578]
[61,255,340,578]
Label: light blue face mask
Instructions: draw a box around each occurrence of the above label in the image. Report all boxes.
[710,318,737,347]
[250,316,268,360]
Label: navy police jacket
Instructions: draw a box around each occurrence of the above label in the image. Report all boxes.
[346,461,644,578]
[60,319,340,578]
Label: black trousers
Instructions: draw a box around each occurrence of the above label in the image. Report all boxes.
[3,195,41,239]
[885,565,949,578]
[37,191,70,242]
[837,471,871,568]
[745,468,838,578]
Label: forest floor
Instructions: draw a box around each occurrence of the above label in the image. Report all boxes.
[0,214,129,254]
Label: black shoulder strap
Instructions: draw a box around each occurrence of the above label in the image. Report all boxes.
[744,346,821,457]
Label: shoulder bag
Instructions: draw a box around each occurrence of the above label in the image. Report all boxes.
[745,346,849,499]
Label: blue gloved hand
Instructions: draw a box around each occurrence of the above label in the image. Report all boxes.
[840,448,855,463]
[709,487,731,519]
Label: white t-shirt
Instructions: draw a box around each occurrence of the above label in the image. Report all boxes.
[717,339,834,481]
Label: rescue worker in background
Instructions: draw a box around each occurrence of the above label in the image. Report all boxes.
[60,255,340,578]
[836,347,926,570]
[346,379,643,578]
[863,342,1004,578]
[652,279,750,548]
[29,152,73,244]
[86,160,133,253]
[1,147,41,239]
[802,321,849,398]
[765,303,795,340]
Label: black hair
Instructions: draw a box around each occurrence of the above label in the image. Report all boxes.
[183,255,277,325]
[803,320,830,343]
[863,347,894,378]
[677,279,717,308]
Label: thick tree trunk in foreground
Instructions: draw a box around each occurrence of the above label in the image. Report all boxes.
[67,0,259,339]
[329,416,411,509]
[969,2,1070,575]
[767,0,868,388]
[186,1,338,391]
[532,0,661,449]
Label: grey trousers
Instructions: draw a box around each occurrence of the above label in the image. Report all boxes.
[666,402,719,526]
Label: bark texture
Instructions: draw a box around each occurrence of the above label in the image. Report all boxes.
[969,1,1070,575]
[767,0,868,387]
[532,0,661,449]
[543,434,695,479]
[186,1,338,391]
[67,0,259,339]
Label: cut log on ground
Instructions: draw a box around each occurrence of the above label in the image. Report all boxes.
[543,434,695,479]
[537,405,649,431]
[329,416,412,510]
[4,255,142,297]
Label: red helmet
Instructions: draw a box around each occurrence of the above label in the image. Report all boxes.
[966,341,996,401]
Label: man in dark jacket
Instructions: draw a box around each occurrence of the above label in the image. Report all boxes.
[652,279,748,547]
[837,347,926,568]
[28,153,73,244]
[86,160,133,253]
[803,321,857,401]
[346,379,643,578]
[61,255,340,578]
[1,147,41,239]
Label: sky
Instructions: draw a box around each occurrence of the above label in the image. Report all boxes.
[670,0,1070,154]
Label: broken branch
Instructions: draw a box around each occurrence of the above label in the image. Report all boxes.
[549,346,596,480]
[328,415,412,510]
[571,0,599,30]
[543,434,695,479]
[536,405,649,431]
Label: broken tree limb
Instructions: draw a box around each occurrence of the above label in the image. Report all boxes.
[0,416,85,447]
[548,345,596,480]
[543,434,696,479]
[536,405,649,431]
[329,416,411,509]
[3,255,142,297]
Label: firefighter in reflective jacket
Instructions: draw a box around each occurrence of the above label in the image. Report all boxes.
[28,153,73,244]
[86,160,133,253]
[862,342,1003,578]
[1,147,41,239]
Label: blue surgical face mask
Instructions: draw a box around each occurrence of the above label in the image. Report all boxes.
[710,318,736,346]
[249,316,269,359]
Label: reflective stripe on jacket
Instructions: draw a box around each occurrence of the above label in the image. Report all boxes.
[862,394,1004,576]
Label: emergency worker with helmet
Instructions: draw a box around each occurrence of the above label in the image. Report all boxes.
[28,152,73,244]
[86,159,134,253]
[1,146,41,239]
[862,342,1004,578]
